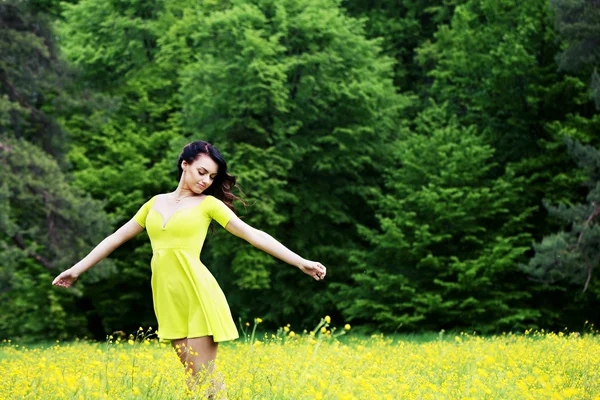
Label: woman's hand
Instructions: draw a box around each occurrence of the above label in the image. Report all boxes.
[298,260,327,281]
[52,268,80,288]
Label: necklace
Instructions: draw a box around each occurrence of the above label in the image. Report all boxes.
[173,193,195,203]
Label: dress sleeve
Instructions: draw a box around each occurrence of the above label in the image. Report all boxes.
[133,196,156,228]
[208,196,237,228]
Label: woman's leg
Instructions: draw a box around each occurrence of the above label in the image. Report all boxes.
[171,336,224,396]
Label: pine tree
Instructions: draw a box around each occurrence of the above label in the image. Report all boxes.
[334,104,538,332]
[525,138,600,296]
[0,0,114,341]
[551,0,600,106]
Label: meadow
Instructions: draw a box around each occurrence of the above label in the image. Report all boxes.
[1,318,599,400]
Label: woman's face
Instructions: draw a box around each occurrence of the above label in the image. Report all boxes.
[182,154,219,194]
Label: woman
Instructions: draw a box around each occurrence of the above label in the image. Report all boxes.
[52,140,327,397]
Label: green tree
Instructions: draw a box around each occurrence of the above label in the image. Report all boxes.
[58,0,407,330]
[551,0,600,108]
[416,0,568,163]
[161,0,407,327]
[0,138,112,341]
[0,0,118,341]
[342,0,466,93]
[57,0,186,336]
[334,104,538,332]
[524,138,600,326]
[414,0,598,248]
[0,0,69,160]
[517,0,600,327]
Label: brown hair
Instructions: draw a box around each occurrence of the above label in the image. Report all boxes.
[177,141,244,211]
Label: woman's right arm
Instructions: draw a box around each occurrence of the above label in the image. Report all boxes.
[52,219,144,288]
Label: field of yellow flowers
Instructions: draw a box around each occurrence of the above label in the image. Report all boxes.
[1,318,599,399]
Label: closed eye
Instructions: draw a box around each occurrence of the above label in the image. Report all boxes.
[198,170,217,180]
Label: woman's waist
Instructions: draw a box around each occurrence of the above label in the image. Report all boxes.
[151,245,202,253]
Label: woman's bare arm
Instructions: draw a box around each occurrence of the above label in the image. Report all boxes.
[52,219,144,287]
[224,217,327,281]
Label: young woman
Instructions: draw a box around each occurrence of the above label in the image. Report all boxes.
[52,140,327,397]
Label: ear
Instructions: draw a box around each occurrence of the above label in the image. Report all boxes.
[181,160,188,171]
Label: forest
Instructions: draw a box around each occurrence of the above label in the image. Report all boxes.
[1,0,600,342]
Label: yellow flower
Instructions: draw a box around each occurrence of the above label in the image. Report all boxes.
[325,315,331,324]
[284,326,290,332]
[289,331,296,337]
[321,327,327,334]
[255,318,263,324]
[245,322,250,327]
[345,324,351,330]
[253,340,263,347]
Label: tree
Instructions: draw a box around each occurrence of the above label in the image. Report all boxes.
[523,138,600,326]
[0,138,112,341]
[341,0,467,94]
[551,0,600,108]
[161,0,407,327]
[414,0,599,249]
[334,104,538,332]
[0,0,117,341]
[57,0,407,330]
[0,0,69,160]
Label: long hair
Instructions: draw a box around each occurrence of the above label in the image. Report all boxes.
[177,141,244,211]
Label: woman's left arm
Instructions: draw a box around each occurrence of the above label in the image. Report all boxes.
[225,217,327,281]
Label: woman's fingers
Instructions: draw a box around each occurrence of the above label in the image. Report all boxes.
[52,272,75,287]
[299,261,327,280]
[307,261,326,280]
[318,262,326,277]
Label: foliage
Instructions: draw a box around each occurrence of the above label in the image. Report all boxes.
[0,0,70,160]
[0,138,112,341]
[158,0,407,326]
[551,0,600,74]
[334,104,537,332]
[525,138,600,302]
[342,0,466,94]
[0,0,116,341]
[2,0,600,340]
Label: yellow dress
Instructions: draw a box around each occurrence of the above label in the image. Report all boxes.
[133,195,239,343]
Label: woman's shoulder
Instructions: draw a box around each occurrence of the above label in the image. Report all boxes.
[141,193,165,207]
[206,195,228,205]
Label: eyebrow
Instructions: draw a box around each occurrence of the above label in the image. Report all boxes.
[199,165,218,176]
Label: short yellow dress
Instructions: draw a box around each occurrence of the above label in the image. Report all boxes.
[133,195,239,343]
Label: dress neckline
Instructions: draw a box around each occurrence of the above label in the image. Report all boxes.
[149,195,210,230]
